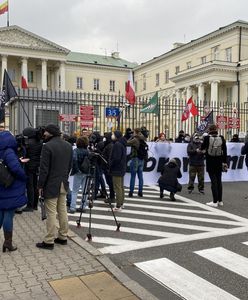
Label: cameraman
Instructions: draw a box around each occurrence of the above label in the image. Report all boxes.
[22,127,43,211]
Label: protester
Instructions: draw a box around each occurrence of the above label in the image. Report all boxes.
[69,137,89,213]
[156,132,168,143]
[0,130,27,252]
[127,128,147,197]
[158,158,182,201]
[187,133,205,194]
[201,124,227,207]
[36,124,72,250]
[109,130,126,211]
[230,134,241,143]
[175,130,186,143]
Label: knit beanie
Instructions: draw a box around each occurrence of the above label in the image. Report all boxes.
[44,124,61,137]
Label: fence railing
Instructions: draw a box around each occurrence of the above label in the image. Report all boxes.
[8,89,248,141]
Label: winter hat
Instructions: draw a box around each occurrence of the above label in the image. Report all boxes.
[169,158,177,165]
[44,124,61,136]
[114,130,123,139]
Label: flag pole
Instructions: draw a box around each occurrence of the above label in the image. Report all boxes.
[7,0,9,26]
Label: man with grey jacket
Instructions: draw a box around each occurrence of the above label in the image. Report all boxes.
[36,124,72,250]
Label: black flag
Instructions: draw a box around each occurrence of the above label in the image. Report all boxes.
[196,110,214,133]
[0,70,18,123]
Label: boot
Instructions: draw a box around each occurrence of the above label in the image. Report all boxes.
[3,231,17,252]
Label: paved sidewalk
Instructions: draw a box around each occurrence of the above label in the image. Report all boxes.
[0,211,157,300]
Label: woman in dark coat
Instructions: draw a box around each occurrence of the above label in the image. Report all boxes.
[0,131,27,252]
[158,158,182,201]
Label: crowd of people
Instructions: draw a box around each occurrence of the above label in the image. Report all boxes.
[0,122,242,251]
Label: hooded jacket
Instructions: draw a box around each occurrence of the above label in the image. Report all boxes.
[109,131,126,176]
[0,131,27,210]
[158,160,182,193]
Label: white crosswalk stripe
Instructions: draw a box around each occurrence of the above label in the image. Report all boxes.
[135,257,239,300]
[68,186,248,254]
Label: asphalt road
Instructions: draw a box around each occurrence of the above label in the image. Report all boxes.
[69,181,248,300]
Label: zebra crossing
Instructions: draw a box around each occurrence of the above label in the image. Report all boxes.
[68,186,248,254]
[135,241,248,300]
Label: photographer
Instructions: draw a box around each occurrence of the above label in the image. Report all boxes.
[22,127,43,211]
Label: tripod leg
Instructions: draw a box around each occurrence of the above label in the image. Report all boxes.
[86,176,94,241]
[108,201,121,232]
[76,175,90,228]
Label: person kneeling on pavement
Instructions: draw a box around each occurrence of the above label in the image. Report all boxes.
[158,158,182,201]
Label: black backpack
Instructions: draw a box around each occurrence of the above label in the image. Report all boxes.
[0,159,14,188]
[79,155,90,174]
[137,140,149,161]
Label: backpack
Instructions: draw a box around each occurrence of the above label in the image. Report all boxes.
[137,140,149,160]
[208,136,223,156]
[0,159,14,188]
[79,155,91,174]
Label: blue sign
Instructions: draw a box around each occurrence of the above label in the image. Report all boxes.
[105,107,120,118]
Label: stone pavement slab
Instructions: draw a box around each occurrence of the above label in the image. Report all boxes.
[0,211,157,300]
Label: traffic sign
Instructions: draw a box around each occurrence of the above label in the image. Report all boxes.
[59,114,77,122]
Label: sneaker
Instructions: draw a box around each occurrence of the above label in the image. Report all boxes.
[54,238,67,245]
[128,192,133,197]
[67,209,76,214]
[218,201,224,207]
[199,190,205,195]
[138,192,143,197]
[206,201,218,208]
[113,206,122,212]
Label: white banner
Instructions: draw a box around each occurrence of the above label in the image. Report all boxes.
[124,142,247,186]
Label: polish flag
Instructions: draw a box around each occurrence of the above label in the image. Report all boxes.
[21,76,28,89]
[181,97,199,121]
[125,71,135,105]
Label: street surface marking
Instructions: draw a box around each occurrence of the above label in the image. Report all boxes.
[135,258,239,300]
[195,247,248,279]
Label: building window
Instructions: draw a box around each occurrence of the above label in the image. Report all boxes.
[155,73,160,86]
[134,81,137,92]
[211,46,219,60]
[8,69,16,81]
[36,109,59,127]
[110,80,115,92]
[28,70,34,83]
[226,87,232,104]
[58,75,61,89]
[175,66,180,75]
[142,74,146,91]
[165,70,169,83]
[186,61,191,69]
[226,47,232,62]
[93,79,100,91]
[76,77,83,89]
[201,56,207,64]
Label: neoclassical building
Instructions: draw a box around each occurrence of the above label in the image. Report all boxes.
[0,25,136,93]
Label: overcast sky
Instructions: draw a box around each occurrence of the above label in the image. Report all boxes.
[1,0,248,64]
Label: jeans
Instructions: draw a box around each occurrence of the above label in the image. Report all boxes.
[71,173,87,210]
[208,171,222,203]
[129,158,144,193]
[0,209,15,231]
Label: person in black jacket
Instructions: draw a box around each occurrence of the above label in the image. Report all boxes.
[109,130,126,211]
[187,134,205,194]
[22,127,43,211]
[158,158,182,201]
[201,124,227,207]
[36,124,72,250]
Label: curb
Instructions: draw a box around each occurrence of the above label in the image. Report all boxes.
[68,228,159,300]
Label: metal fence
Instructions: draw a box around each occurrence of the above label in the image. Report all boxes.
[8,89,248,141]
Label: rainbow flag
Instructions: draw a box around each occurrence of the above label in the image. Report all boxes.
[0,1,8,15]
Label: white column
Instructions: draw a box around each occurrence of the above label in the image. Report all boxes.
[210,80,219,103]
[41,59,47,90]
[59,61,65,91]
[176,89,181,101]
[232,84,238,103]
[198,83,205,103]
[21,57,28,82]
[1,55,7,86]
[186,86,192,100]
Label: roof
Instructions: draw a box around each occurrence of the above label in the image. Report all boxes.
[67,51,138,69]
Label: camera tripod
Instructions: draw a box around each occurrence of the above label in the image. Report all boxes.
[76,152,121,241]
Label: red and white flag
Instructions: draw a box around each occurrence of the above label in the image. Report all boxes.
[125,71,135,105]
[21,76,28,89]
[181,97,198,121]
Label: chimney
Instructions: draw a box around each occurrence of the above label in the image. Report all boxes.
[111,51,120,59]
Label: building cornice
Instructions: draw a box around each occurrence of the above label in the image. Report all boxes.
[66,61,133,72]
